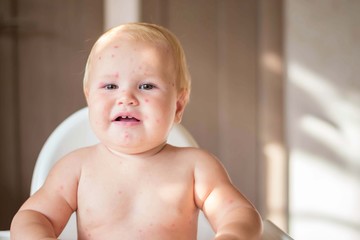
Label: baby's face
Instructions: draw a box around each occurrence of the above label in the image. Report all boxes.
[85,35,183,155]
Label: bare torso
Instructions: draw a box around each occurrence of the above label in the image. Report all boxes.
[11,140,262,239]
[76,144,199,240]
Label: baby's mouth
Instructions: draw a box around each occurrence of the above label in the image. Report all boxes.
[114,116,140,122]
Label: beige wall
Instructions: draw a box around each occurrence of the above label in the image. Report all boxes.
[286,1,360,239]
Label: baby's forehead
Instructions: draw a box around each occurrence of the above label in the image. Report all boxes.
[89,33,176,75]
[94,32,171,57]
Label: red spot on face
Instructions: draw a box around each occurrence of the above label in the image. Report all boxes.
[228,199,234,204]
[111,54,115,58]
[114,72,119,78]
[114,45,119,48]
[145,99,149,103]
[98,56,102,60]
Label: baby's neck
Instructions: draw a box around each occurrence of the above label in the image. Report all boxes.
[104,142,168,160]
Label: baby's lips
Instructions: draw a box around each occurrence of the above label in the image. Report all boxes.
[114,116,140,122]
[112,112,141,122]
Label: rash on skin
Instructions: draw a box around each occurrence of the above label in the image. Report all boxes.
[114,72,119,78]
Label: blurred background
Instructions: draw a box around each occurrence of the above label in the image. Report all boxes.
[0,1,359,239]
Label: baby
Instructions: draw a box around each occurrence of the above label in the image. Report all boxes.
[11,22,262,240]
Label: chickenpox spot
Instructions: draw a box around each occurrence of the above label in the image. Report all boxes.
[114,72,119,78]
[118,191,123,195]
[60,185,64,191]
[145,99,149,103]
[113,45,119,48]
[228,199,234,204]
[98,56,102,60]
[111,54,115,58]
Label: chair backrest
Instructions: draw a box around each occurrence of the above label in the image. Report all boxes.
[30,107,214,239]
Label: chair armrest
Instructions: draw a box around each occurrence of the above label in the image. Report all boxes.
[262,220,294,240]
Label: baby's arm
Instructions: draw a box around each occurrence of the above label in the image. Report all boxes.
[11,152,81,239]
[194,150,262,240]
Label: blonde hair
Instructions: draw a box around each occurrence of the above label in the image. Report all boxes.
[83,22,191,104]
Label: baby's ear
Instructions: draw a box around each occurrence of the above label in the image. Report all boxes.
[84,88,90,104]
[175,90,188,123]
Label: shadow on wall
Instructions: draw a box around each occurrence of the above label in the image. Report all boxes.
[0,184,20,230]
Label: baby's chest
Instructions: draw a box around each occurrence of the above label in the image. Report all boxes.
[76,166,196,227]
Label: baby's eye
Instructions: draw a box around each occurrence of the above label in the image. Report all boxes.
[104,84,118,90]
[139,83,155,90]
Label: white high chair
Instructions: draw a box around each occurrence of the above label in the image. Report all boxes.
[0,107,294,240]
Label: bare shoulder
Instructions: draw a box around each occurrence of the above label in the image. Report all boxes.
[47,145,96,175]
[167,145,218,162]
[38,145,100,200]
[182,147,239,209]
[165,145,224,172]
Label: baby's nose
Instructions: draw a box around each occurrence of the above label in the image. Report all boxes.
[117,91,139,106]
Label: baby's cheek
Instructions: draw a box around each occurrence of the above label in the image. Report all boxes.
[143,115,161,125]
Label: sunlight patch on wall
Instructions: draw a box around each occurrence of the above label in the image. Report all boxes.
[290,150,360,239]
[287,62,360,239]
[264,142,287,228]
